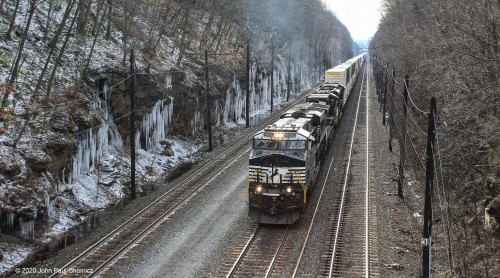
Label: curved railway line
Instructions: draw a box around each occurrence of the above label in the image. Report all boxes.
[49,93,311,278]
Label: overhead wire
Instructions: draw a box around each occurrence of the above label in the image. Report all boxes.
[403,78,430,115]
[377,60,448,274]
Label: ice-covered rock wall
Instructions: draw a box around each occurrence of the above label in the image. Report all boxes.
[71,82,123,181]
[135,97,174,152]
[220,57,315,126]
[223,74,246,125]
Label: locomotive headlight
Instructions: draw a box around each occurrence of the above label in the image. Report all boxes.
[286,186,293,193]
[273,132,284,140]
[256,185,263,193]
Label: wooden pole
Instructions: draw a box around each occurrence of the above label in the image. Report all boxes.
[205,49,213,151]
[389,68,395,152]
[129,48,136,200]
[246,38,250,128]
[398,74,409,198]
[287,40,291,102]
[422,97,437,278]
[271,42,274,115]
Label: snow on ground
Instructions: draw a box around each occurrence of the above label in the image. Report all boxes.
[0,133,203,275]
[0,243,32,274]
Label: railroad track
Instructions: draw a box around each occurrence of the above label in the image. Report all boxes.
[220,225,293,278]
[319,62,380,277]
[49,90,312,278]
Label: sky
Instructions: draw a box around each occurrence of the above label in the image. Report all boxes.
[324,0,383,43]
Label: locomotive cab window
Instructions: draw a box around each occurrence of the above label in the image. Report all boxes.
[279,140,306,150]
[254,139,306,150]
[254,139,279,149]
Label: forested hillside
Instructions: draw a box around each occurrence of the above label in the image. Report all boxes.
[370,0,499,276]
[0,0,354,272]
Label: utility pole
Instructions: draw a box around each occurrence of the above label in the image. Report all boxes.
[389,68,395,152]
[398,74,409,198]
[270,42,274,115]
[383,67,388,125]
[287,40,291,102]
[246,38,250,128]
[205,49,213,151]
[129,49,136,200]
[422,97,437,278]
[299,46,303,93]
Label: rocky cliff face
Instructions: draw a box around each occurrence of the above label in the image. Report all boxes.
[0,47,316,238]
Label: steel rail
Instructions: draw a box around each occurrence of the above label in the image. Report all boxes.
[225,225,260,278]
[328,62,368,278]
[365,62,371,277]
[225,226,289,278]
[87,145,253,277]
[55,144,251,277]
[50,90,313,278]
[264,227,289,278]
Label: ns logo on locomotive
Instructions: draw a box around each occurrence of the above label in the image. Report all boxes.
[246,53,366,224]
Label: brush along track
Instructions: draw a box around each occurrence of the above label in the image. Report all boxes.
[319,64,380,277]
[49,92,311,278]
[220,225,294,278]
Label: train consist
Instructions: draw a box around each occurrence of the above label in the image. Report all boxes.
[246,53,366,224]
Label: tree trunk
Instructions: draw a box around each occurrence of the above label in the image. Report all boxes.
[84,1,108,72]
[77,0,91,35]
[91,0,105,36]
[45,0,81,101]
[209,17,225,49]
[214,21,231,55]
[8,0,37,87]
[0,0,6,12]
[122,0,136,65]
[175,8,191,67]
[199,12,214,50]
[33,0,77,103]
[43,0,55,41]
[5,0,21,40]
[105,0,112,39]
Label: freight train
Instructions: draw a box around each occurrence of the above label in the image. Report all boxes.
[246,53,366,224]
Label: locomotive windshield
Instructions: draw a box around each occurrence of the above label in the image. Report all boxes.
[254,139,306,150]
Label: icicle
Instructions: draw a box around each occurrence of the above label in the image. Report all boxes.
[71,82,124,181]
[20,218,35,238]
[45,192,56,219]
[8,212,15,229]
[223,87,231,124]
[137,99,174,151]
[166,73,173,90]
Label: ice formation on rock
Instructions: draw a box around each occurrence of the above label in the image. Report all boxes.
[20,219,35,238]
[135,97,174,152]
[72,81,123,181]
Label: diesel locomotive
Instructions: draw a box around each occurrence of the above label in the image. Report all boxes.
[246,53,366,224]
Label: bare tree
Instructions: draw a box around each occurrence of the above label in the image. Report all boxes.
[105,0,112,39]
[7,0,38,88]
[5,0,21,40]
[45,0,82,100]
[175,7,192,67]
[33,0,77,102]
